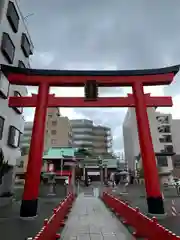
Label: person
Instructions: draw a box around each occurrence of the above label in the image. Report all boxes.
[65,178,69,185]
[114,172,120,186]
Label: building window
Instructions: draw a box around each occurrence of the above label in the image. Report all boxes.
[18,60,25,68]
[164,145,174,153]
[51,130,56,135]
[12,91,23,114]
[158,125,171,133]
[7,126,21,148]
[21,33,31,57]
[1,32,15,64]
[157,156,168,167]
[0,116,5,140]
[159,134,172,143]
[173,157,180,168]
[52,121,57,126]
[51,139,57,144]
[0,72,9,99]
[6,1,19,33]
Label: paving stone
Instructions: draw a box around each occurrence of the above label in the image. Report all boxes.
[0,197,63,240]
[61,193,135,240]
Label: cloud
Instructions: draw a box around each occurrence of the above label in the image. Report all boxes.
[19,0,180,154]
[30,51,55,68]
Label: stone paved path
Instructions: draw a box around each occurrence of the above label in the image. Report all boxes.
[60,193,134,240]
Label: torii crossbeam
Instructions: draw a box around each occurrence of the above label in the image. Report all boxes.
[1,64,179,218]
[9,93,173,107]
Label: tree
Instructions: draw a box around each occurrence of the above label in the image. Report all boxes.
[0,148,11,185]
[75,148,92,157]
[21,146,29,156]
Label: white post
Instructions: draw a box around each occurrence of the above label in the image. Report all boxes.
[100,167,104,185]
[60,158,63,176]
[71,166,75,194]
[83,165,86,181]
[104,165,108,183]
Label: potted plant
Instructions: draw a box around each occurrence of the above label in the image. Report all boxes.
[0,148,13,206]
[0,148,11,184]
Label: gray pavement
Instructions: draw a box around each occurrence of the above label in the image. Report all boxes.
[0,198,63,240]
[60,192,135,240]
[110,184,180,236]
[0,184,66,240]
[111,184,180,215]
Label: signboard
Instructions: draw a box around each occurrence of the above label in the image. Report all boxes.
[48,163,54,172]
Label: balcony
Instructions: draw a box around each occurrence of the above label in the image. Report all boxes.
[156,116,170,124]
[73,134,94,140]
[158,125,171,133]
[72,128,93,133]
[159,134,172,143]
[160,145,174,154]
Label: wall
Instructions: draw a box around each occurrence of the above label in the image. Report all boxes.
[0,0,33,196]
[171,119,180,155]
[138,155,173,184]
[16,154,48,174]
[123,107,174,178]
[171,120,180,177]
[0,0,33,166]
[46,108,72,147]
[0,0,33,67]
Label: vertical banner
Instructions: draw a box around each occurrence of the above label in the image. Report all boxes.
[48,163,54,172]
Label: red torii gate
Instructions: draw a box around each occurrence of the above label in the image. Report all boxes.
[1,64,179,218]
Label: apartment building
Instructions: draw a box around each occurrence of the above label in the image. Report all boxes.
[17,108,73,175]
[20,108,73,151]
[46,108,73,147]
[123,108,174,183]
[70,119,112,155]
[0,0,33,194]
[171,119,180,177]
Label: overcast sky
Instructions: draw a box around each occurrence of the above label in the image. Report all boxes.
[19,0,180,153]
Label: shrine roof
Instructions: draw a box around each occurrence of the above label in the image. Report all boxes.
[43,147,76,159]
[1,64,180,77]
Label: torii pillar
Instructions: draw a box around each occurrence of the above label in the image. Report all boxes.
[20,83,49,218]
[133,82,164,214]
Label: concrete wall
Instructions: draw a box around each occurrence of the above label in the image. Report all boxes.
[0,0,33,166]
[0,0,33,196]
[172,119,180,154]
[16,154,48,174]
[21,108,73,150]
[171,120,180,177]
[47,109,73,147]
[0,0,33,67]
[123,107,174,178]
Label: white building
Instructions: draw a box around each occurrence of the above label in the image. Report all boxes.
[123,108,174,183]
[0,0,33,196]
[171,119,180,177]
[70,119,112,155]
